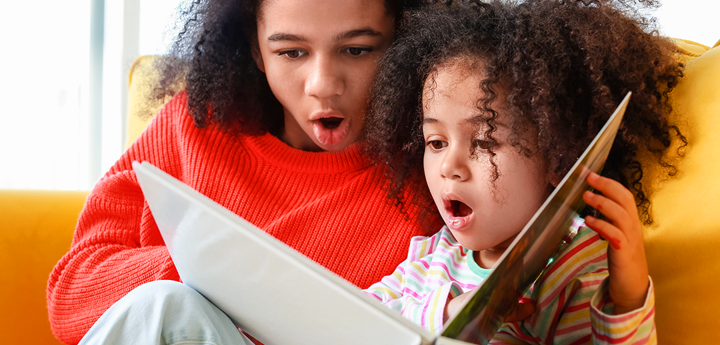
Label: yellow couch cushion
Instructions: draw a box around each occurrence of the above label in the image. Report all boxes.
[641,39,720,344]
[0,190,88,344]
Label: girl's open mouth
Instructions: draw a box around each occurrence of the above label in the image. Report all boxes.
[450,200,473,217]
[319,117,343,129]
[444,197,474,230]
[312,116,350,146]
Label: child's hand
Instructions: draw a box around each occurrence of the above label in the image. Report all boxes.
[444,291,473,322]
[582,172,650,314]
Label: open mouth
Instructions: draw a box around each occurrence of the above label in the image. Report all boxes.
[318,117,344,129]
[450,199,473,218]
[443,195,474,230]
[312,115,350,147]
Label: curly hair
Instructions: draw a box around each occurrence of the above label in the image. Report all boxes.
[152,0,422,136]
[365,0,686,224]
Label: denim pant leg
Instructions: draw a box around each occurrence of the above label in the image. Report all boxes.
[79,280,251,345]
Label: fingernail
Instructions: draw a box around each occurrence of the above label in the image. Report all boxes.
[610,238,621,250]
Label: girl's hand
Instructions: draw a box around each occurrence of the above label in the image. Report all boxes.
[444,291,473,322]
[582,172,650,314]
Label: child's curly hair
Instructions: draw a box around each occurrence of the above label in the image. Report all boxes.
[365,0,686,224]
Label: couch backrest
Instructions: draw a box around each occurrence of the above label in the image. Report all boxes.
[126,55,184,149]
[639,38,720,344]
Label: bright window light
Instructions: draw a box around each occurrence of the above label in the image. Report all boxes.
[653,0,720,47]
[0,1,91,190]
[140,0,184,55]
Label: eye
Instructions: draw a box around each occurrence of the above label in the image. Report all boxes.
[426,140,447,152]
[344,47,373,56]
[472,138,496,152]
[279,49,306,59]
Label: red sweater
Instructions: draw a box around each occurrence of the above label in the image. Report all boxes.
[47,92,440,344]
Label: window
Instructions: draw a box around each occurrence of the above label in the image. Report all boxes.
[0,0,182,190]
[0,1,92,190]
[653,0,719,47]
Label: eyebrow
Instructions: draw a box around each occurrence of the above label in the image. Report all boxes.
[333,28,382,41]
[423,115,507,128]
[467,115,489,126]
[266,28,382,43]
[267,33,308,42]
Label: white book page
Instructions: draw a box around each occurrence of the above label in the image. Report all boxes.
[134,161,438,345]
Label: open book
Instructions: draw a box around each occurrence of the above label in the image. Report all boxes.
[134,92,630,345]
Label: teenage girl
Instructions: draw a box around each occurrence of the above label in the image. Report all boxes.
[364,0,685,343]
[46,0,442,344]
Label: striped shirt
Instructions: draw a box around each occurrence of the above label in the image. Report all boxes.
[364,222,656,344]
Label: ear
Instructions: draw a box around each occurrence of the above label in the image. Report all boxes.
[251,44,266,73]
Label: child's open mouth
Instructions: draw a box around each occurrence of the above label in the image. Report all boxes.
[312,116,350,146]
[444,196,473,230]
[450,200,473,217]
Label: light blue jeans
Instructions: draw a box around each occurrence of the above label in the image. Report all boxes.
[79,280,253,345]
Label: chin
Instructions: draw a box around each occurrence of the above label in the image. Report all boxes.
[316,139,353,152]
[453,229,507,252]
[450,233,482,251]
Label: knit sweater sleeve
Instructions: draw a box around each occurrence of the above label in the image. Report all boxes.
[46,93,188,345]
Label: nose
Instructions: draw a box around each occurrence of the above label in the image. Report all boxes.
[439,144,471,181]
[304,55,344,99]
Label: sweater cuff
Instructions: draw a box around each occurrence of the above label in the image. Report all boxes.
[590,277,657,344]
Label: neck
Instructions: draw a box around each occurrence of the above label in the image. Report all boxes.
[473,233,518,269]
[279,128,322,152]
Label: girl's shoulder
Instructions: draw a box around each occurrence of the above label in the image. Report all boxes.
[134,90,197,141]
[142,90,256,149]
[406,226,467,263]
[152,90,195,129]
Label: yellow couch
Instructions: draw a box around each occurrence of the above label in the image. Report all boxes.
[0,55,173,344]
[0,190,87,344]
[1,38,718,344]
[640,38,720,344]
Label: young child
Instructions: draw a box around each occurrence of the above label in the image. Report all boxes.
[364,0,685,343]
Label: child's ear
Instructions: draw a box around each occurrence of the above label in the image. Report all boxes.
[251,44,266,73]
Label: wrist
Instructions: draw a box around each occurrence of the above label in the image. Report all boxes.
[613,294,647,315]
[613,301,644,315]
[612,279,650,315]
